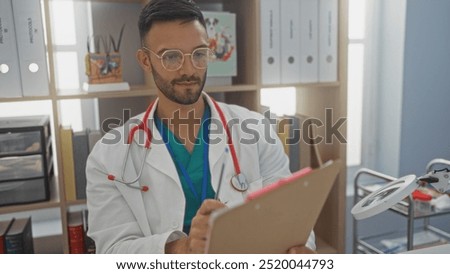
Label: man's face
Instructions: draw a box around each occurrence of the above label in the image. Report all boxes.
[145,20,208,105]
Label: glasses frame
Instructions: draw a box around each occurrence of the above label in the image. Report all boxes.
[142,46,214,71]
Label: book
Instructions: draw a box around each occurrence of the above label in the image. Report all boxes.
[73,130,90,200]
[203,11,237,77]
[60,126,76,201]
[5,217,34,254]
[277,114,324,173]
[0,219,14,254]
[68,211,85,254]
[296,114,323,168]
[88,129,103,152]
[276,116,290,156]
[286,115,301,172]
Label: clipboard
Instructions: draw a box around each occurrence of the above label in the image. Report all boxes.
[205,159,341,254]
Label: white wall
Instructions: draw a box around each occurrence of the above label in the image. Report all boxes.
[374,0,406,177]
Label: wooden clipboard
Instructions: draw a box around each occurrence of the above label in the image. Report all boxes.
[205,159,341,254]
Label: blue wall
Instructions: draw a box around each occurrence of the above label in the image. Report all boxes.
[399,0,450,175]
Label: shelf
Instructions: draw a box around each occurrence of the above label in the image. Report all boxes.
[205,84,258,93]
[356,227,450,254]
[66,199,87,206]
[68,0,142,3]
[34,234,64,254]
[56,85,154,100]
[53,84,258,101]
[0,200,61,215]
[261,82,341,89]
[0,96,53,103]
[357,183,450,219]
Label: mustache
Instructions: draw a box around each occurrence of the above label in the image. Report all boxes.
[171,75,201,85]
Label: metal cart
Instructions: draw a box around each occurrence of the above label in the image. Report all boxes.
[352,158,450,253]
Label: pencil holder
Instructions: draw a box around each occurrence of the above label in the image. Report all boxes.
[84,25,125,85]
[85,52,123,84]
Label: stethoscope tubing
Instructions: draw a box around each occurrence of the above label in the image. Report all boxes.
[103,97,243,192]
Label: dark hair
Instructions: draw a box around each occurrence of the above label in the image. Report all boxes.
[138,0,206,45]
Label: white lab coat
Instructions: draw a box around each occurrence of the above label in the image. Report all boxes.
[86,94,316,253]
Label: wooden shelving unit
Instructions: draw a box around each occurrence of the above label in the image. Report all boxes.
[0,0,348,254]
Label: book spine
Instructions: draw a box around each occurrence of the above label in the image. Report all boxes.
[68,224,85,254]
[5,234,24,254]
[0,236,5,254]
[73,131,89,200]
[60,127,77,201]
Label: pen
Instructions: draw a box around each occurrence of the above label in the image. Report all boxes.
[214,148,228,200]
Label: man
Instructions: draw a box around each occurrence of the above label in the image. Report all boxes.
[86,0,315,254]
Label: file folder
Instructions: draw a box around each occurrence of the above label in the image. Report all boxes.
[280,0,301,84]
[260,0,281,85]
[299,0,319,83]
[0,0,22,98]
[12,0,49,96]
[319,0,338,82]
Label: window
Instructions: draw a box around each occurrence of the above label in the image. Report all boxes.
[346,0,367,167]
[260,87,297,117]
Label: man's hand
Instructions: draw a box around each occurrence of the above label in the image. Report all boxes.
[165,199,225,254]
[287,245,317,254]
[187,199,226,253]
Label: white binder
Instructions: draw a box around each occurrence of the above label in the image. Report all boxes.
[319,0,338,82]
[260,0,281,85]
[280,0,301,84]
[12,0,49,96]
[0,0,22,98]
[299,0,319,83]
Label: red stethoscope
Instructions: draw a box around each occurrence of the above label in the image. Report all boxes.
[100,97,248,192]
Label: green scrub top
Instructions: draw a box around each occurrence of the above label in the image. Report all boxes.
[154,104,215,234]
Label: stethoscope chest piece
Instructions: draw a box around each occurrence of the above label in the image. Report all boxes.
[230,173,249,192]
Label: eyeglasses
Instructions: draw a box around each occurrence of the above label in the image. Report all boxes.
[142,47,214,71]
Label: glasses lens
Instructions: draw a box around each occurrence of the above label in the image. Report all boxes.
[161,50,183,71]
[192,48,212,69]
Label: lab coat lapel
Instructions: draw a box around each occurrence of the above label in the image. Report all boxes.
[136,99,182,190]
[205,95,228,190]
[144,130,181,188]
[113,143,152,235]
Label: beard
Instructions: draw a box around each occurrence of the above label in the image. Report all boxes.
[151,65,207,105]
